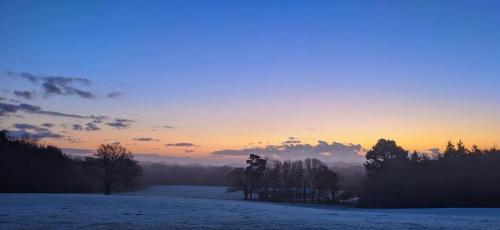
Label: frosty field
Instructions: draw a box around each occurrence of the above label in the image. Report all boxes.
[1,185,500,230]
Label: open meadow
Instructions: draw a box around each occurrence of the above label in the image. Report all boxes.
[2,185,500,230]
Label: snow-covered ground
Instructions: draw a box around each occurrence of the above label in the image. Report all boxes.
[1,186,500,229]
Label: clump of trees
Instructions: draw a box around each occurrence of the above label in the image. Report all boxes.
[361,139,500,208]
[227,154,338,203]
[0,130,141,195]
[0,131,89,193]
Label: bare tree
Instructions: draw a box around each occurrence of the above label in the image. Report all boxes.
[292,160,304,202]
[95,143,141,195]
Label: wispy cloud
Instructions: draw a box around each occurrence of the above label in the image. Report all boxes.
[13,123,49,132]
[107,118,134,129]
[73,122,100,131]
[72,124,83,130]
[6,71,95,99]
[7,129,64,139]
[165,142,195,147]
[0,102,105,120]
[133,137,159,142]
[282,136,301,144]
[13,90,35,100]
[107,91,122,98]
[5,71,122,100]
[6,123,65,140]
[84,122,100,131]
[41,123,55,128]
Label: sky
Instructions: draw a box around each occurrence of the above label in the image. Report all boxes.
[1,0,499,164]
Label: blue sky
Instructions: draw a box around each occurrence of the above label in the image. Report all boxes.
[0,0,499,163]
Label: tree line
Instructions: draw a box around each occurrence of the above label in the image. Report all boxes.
[4,127,500,208]
[228,139,500,208]
[227,154,338,203]
[362,139,500,208]
[0,130,141,195]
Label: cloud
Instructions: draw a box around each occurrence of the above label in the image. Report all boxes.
[72,122,100,132]
[0,102,105,120]
[106,118,134,129]
[5,71,90,85]
[85,122,100,131]
[211,139,365,162]
[0,102,104,120]
[0,97,21,103]
[63,86,94,98]
[6,123,64,140]
[41,123,55,128]
[72,124,84,130]
[13,123,49,132]
[64,137,82,143]
[42,82,62,95]
[17,72,37,82]
[13,90,35,100]
[7,129,64,139]
[185,149,194,153]
[5,71,119,100]
[0,103,18,116]
[283,136,301,145]
[107,91,122,98]
[165,142,195,147]
[90,115,107,123]
[6,71,95,99]
[160,125,177,129]
[133,137,159,142]
[1,101,131,132]
[115,118,135,123]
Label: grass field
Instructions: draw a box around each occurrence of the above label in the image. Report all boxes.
[1,185,500,229]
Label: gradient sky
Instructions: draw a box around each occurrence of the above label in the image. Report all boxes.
[1,0,499,163]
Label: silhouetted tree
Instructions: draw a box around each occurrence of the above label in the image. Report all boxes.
[246,154,266,200]
[95,143,141,195]
[365,139,408,175]
[291,160,304,202]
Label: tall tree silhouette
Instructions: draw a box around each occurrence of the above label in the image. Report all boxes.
[365,139,408,175]
[246,154,267,200]
[95,143,141,195]
[363,139,409,207]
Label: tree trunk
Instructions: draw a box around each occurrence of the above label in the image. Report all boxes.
[104,182,111,195]
[303,182,306,203]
